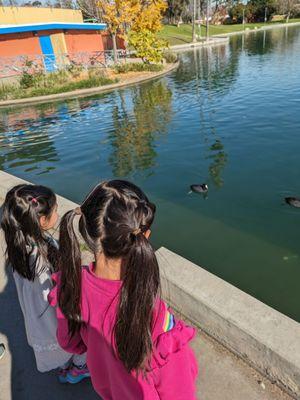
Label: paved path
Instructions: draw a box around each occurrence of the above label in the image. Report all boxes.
[0,178,293,400]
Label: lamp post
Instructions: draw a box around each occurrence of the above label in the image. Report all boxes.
[197,0,202,39]
[192,0,197,42]
[206,0,210,41]
[264,7,267,23]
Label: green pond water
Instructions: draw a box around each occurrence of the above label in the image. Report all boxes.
[1,26,300,322]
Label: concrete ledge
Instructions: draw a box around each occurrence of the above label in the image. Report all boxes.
[0,62,178,109]
[171,37,229,51]
[1,171,299,399]
[156,247,300,399]
[215,21,300,38]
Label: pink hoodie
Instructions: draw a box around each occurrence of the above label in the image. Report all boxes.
[48,263,198,399]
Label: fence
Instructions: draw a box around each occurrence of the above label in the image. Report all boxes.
[0,50,129,79]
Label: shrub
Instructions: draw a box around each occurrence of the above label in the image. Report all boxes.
[0,83,15,100]
[128,29,167,64]
[0,68,117,100]
[88,68,110,80]
[66,63,84,78]
[20,71,36,88]
[163,50,177,64]
[114,62,163,74]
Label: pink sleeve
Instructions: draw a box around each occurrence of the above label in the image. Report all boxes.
[48,273,87,355]
[152,319,198,400]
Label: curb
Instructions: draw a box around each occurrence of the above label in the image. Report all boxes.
[171,37,229,51]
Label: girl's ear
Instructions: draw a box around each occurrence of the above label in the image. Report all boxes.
[144,229,151,239]
[39,215,48,230]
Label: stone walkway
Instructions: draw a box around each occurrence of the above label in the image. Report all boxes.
[0,175,293,400]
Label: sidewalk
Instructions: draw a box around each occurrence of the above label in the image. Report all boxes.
[0,175,293,400]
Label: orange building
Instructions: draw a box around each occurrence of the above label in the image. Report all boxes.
[0,22,110,72]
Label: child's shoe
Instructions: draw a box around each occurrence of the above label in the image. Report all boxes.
[58,366,70,383]
[65,364,90,384]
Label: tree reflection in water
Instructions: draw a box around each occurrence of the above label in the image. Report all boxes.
[208,139,228,188]
[109,81,172,177]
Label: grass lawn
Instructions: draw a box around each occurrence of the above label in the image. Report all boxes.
[158,19,300,46]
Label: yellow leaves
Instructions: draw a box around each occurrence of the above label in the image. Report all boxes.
[98,0,167,62]
[98,0,141,34]
[131,0,167,33]
[128,29,166,63]
[98,0,167,36]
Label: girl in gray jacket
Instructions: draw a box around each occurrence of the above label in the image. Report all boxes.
[1,184,89,383]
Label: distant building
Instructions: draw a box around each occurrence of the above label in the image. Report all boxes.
[0,7,124,76]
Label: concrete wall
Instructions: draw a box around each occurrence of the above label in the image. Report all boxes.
[0,6,83,25]
[65,30,104,53]
[0,29,105,64]
[1,170,299,398]
[51,31,68,55]
[0,32,41,56]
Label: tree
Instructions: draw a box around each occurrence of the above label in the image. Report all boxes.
[97,0,166,63]
[61,0,75,8]
[128,0,167,62]
[166,0,190,25]
[129,30,166,63]
[278,0,297,21]
[229,2,251,22]
[229,0,278,22]
[247,0,277,21]
[97,0,140,62]
[76,0,102,20]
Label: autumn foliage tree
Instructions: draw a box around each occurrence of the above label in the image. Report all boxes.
[97,0,167,63]
[129,0,167,63]
[97,0,140,61]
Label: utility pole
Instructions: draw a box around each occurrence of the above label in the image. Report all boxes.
[264,7,267,23]
[197,0,201,39]
[192,0,197,42]
[206,0,210,41]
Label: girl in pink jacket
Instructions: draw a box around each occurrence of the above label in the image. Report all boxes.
[49,179,198,399]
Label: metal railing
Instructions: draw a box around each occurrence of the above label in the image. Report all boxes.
[0,50,129,78]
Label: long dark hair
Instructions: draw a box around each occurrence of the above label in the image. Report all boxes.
[58,180,160,372]
[1,184,58,280]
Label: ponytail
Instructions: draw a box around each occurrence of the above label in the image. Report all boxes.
[115,233,160,372]
[1,184,57,280]
[58,210,82,336]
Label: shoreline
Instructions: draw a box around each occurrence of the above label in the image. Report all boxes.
[1,21,299,108]
[0,62,178,109]
[169,20,300,50]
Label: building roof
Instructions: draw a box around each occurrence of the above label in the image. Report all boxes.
[0,22,106,35]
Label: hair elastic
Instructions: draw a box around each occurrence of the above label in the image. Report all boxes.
[74,207,82,216]
[132,228,141,236]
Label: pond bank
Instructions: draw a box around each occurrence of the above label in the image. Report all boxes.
[168,21,300,51]
[0,170,297,400]
[0,62,178,109]
[162,20,300,47]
